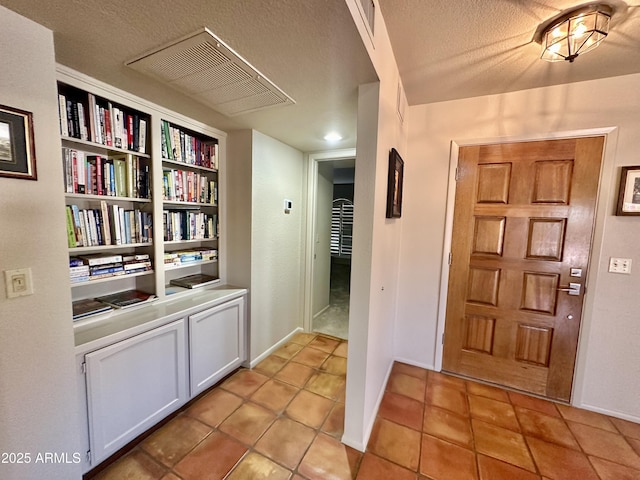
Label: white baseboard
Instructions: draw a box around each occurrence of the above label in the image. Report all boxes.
[313,304,331,319]
[341,435,366,452]
[249,327,303,368]
[393,356,435,372]
[574,403,640,424]
[341,359,395,453]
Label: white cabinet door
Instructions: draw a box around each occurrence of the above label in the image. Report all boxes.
[85,319,188,464]
[189,296,246,396]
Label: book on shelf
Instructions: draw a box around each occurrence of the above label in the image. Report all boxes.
[69,254,150,283]
[58,83,149,153]
[66,206,77,248]
[70,266,90,283]
[62,148,150,199]
[169,274,219,289]
[95,290,156,309]
[87,92,99,144]
[122,253,152,273]
[66,204,152,247]
[138,119,147,153]
[163,248,217,266]
[162,168,217,204]
[77,102,88,141]
[72,298,113,320]
[162,210,217,241]
[89,264,125,276]
[77,253,123,266]
[69,259,90,283]
[160,120,218,168]
[58,94,69,137]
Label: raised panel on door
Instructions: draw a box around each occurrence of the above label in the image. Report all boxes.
[189,296,246,396]
[443,137,604,401]
[85,319,187,465]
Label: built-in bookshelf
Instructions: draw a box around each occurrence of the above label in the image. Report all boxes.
[160,119,220,295]
[59,81,156,319]
[57,72,227,323]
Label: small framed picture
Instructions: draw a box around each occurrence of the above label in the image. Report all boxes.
[616,166,640,215]
[0,104,37,180]
[386,147,404,218]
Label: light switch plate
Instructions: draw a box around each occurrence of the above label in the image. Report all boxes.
[609,257,632,274]
[4,268,34,298]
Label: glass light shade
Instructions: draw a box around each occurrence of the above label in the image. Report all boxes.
[541,7,611,62]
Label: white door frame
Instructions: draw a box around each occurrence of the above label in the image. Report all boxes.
[434,127,618,405]
[303,148,357,333]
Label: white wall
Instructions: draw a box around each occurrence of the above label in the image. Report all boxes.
[312,163,333,316]
[396,73,640,421]
[0,7,81,479]
[249,131,306,361]
[343,0,408,450]
[226,131,253,290]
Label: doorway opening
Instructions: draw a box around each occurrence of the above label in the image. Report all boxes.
[304,149,356,341]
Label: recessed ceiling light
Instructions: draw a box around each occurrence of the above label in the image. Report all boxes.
[324,132,342,142]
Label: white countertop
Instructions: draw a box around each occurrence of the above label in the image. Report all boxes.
[74,285,247,354]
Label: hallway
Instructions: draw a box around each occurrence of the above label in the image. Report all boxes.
[313,260,350,340]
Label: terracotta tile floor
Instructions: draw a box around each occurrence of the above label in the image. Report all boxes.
[91,333,640,480]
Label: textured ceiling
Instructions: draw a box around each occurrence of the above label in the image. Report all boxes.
[379,0,640,105]
[0,0,376,152]
[2,0,640,152]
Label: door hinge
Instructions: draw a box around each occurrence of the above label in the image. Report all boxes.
[80,362,87,375]
[448,252,452,265]
[455,167,459,181]
[86,450,91,463]
[442,333,445,345]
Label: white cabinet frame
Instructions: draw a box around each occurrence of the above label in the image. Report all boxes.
[189,296,246,396]
[84,319,188,464]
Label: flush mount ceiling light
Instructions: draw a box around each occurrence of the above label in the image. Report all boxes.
[536,4,613,63]
[324,132,343,142]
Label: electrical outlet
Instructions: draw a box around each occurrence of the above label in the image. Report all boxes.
[609,257,632,274]
[4,268,34,298]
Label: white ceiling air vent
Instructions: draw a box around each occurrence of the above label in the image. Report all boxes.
[126,28,295,117]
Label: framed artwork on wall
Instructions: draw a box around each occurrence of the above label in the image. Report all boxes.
[0,104,37,180]
[616,165,640,215]
[386,147,404,218]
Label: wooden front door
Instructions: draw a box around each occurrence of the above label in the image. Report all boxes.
[442,137,604,402]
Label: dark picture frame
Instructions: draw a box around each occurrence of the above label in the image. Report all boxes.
[0,104,37,180]
[616,166,640,216]
[386,147,404,218]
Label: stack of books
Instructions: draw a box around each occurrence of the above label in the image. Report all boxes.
[69,253,151,283]
[80,253,125,280]
[163,248,217,267]
[122,254,152,274]
[69,258,90,283]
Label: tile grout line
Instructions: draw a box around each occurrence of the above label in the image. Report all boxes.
[221,333,346,478]
[507,388,544,479]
